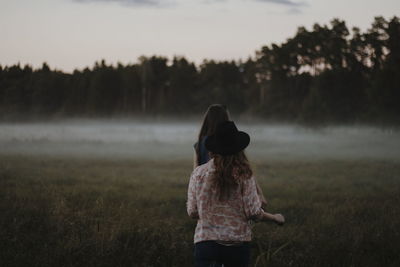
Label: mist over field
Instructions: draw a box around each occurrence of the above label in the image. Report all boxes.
[1,3,400,265]
[1,119,399,161]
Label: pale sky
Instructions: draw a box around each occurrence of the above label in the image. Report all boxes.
[1,0,399,72]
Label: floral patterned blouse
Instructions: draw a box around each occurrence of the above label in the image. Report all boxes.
[187,159,263,244]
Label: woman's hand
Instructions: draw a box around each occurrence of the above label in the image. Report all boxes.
[273,214,285,226]
[259,210,285,226]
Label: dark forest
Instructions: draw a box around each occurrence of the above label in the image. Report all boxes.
[1,16,399,124]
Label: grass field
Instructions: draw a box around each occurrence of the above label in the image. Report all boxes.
[1,155,399,267]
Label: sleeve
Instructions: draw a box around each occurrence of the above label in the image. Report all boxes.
[187,170,199,219]
[242,176,263,220]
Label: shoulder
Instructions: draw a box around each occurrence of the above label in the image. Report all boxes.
[240,175,257,188]
[191,159,214,180]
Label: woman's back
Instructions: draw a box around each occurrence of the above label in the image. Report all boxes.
[194,136,210,165]
[188,159,262,243]
[187,121,285,267]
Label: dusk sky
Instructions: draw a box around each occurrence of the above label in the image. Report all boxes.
[1,0,399,73]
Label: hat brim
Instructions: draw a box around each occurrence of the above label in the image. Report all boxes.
[205,132,250,156]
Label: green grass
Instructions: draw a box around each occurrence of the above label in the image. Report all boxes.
[1,155,399,267]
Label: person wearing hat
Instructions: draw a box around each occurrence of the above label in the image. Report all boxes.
[187,121,285,267]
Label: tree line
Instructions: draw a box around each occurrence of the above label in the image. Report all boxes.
[0,16,399,124]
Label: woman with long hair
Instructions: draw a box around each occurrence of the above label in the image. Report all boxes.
[187,121,285,267]
[193,104,230,169]
[194,105,267,207]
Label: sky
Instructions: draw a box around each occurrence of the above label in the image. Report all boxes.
[0,0,399,73]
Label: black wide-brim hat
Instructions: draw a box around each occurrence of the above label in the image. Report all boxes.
[205,121,250,156]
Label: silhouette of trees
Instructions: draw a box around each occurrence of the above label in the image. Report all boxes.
[197,60,246,113]
[0,16,399,124]
[168,56,198,112]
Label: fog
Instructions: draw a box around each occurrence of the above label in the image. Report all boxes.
[1,119,399,161]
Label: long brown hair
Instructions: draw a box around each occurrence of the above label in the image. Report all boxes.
[196,104,230,164]
[212,151,252,201]
[212,152,268,206]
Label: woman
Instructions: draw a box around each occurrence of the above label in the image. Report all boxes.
[187,121,285,267]
[193,104,230,169]
[194,105,267,207]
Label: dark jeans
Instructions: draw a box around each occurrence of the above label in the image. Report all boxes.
[194,241,250,267]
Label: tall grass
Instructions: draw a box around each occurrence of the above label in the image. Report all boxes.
[0,155,399,266]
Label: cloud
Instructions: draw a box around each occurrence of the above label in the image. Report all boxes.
[73,0,308,9]
[287,7,302,14]
[73,0,169,7]
[201,0,227,3]
[256,0,306,7]
[255,0,308,14]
